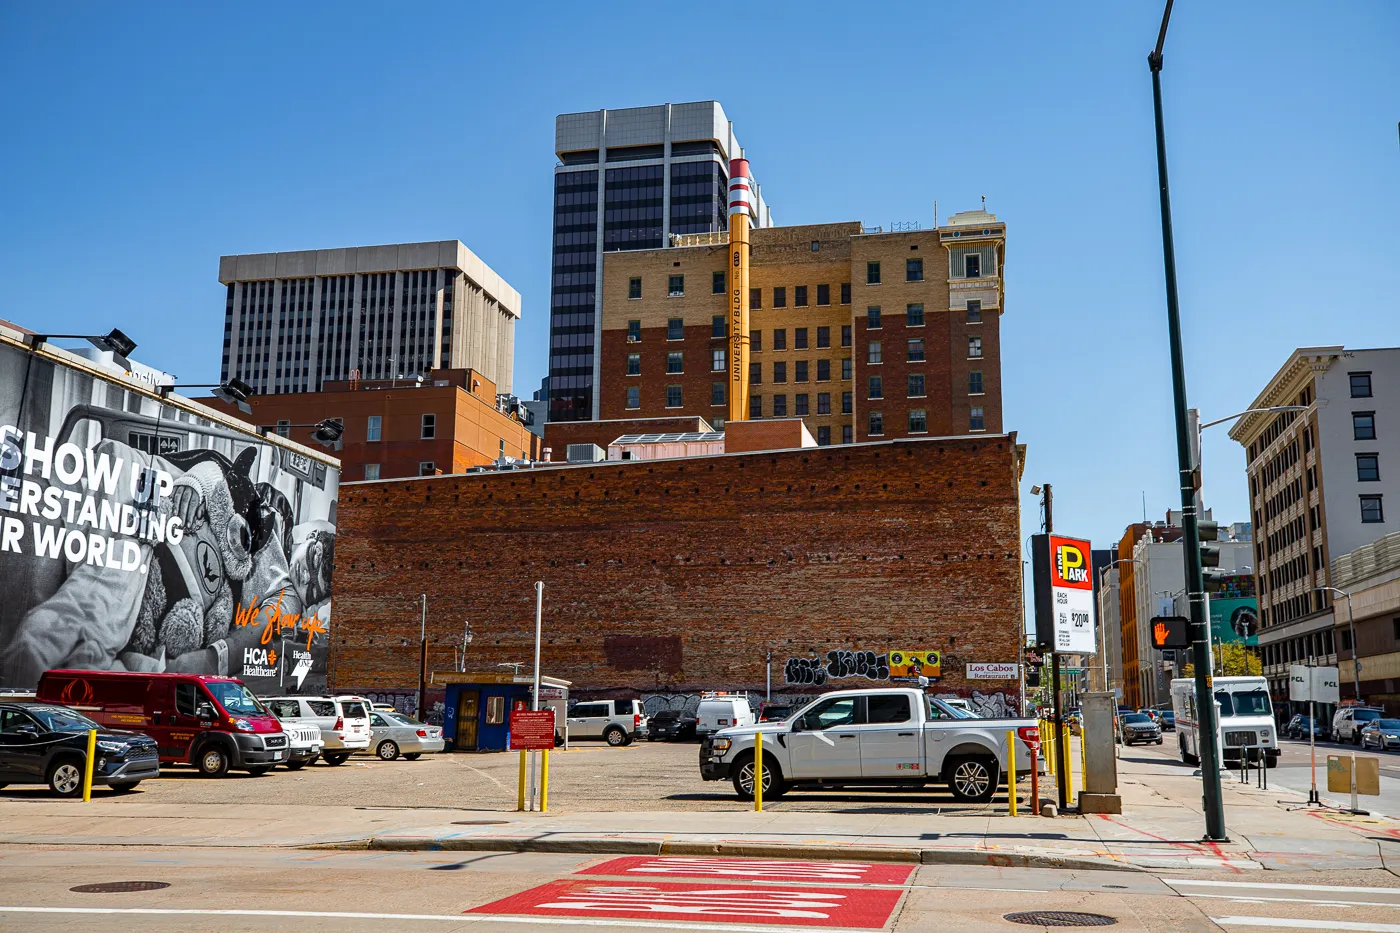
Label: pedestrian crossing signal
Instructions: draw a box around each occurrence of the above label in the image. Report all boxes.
[1150,616,1190,649]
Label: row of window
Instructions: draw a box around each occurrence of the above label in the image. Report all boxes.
[635,274,858,304]
[277,413,437,442]
[752,326,851,350]
[750,359,849,383]
[863,408,985,435]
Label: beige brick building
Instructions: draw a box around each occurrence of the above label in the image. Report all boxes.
[596,210,1005,445]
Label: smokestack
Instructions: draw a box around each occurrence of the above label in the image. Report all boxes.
[727,159,753,424]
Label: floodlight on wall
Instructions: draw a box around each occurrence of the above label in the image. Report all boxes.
[158,378,255,414]
[32,328,138,371]
[260,418,344,451]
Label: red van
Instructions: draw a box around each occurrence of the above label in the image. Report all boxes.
[36,670,288,777]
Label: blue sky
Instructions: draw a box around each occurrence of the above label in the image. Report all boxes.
[2,2,1397,559]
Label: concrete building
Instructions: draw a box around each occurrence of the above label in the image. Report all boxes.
[1328,531,1400,713]
[1230,347,1400,704]
[202,368,539,482]
[1097,564,1125,699]
[595,211,1005,445]
[219,241,520,397]
[548,101,773,424]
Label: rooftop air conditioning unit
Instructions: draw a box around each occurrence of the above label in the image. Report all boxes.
[566,443,606,463]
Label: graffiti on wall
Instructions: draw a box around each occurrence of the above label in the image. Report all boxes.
[784,650,940,687]
[935,690,1016,718]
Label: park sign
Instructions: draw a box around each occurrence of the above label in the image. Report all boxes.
[1032,533,1097,654]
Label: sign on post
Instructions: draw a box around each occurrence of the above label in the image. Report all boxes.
[509,710,557,750]
[1032,534,1097,653]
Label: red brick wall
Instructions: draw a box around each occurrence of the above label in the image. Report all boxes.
[332,434,1025,703]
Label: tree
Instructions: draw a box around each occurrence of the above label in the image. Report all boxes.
[1181,642,1261,678]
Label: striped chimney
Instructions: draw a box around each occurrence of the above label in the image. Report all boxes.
[728,159,752,218]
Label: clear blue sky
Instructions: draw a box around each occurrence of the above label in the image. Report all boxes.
[2,2,1397,559]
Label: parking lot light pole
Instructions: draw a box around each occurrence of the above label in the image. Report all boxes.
[417,594,428,720]
[1317,586,1360,702]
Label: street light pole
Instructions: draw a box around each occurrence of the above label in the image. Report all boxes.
[1149,0,1228,842]
[417,594,428,720]
[1318,586,1360,702]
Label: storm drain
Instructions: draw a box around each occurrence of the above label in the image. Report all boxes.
[70,882,171,894]
[1004,911,1117,927]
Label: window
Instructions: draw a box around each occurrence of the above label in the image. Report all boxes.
[907,338,925,362]
[711,349,726,372]
[666,385,683,408]
[773,329,787,351]
[750,395,762,418]
[969,370,983,394]
[795,285,808,307]
[1361,495,1385,523]
[816,326,830,348]
[773,361,787,383]
[668,274,684,297]
[842,391,853,414]
[968,336,983,358]
[667,351,684,374]
[841,358,852,380]
[627,353,641,375]
[628,277,642,300]
[795,393,809,415]
[964,253,981,277]
[749,362,761,385]
[712,271,725,294]
[866,261,881,284]
[773,286,787,308]
[749,287,761,310]
[966,300,982,323]
[421,413,436,439]
[486,696,505,725]
[970,406,985,431]
[816,284,830,306]
[906,303,924,326]
[711,382,725,406]
[795,327,809,349]
[816,359,830,381]
[275,419,290,438]
[1354,412,1377,440]
[908,374,925,397]
[868,376,883,399]
[867,306,881,329]
[795,360,809,382]
[868,342,882,364]
[667,318,684,340]
[175,683,199,716]
[842,424,853,444]
[906,258,923,282]
[626,386,640,409]
[841,325,852,348]
[841,282,851,304]
[869,411,884,435]
[418,461,436,476]
[750,329,762,352]
[817,426,831,445]
[1357,453,1380,482]
[909,409,927,433]
[1351,372,1373,398]
[627,319,641,341]
[817,392,831,414]
[366,415,382,442]
[364,463,380,481]
[712,315,726,338]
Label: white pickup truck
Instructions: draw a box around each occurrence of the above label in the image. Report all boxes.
[698,687,1038,802]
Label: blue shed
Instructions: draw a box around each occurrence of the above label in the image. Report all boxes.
[432,671,571,752]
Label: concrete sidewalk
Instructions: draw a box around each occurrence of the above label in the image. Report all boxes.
[2,744,1396,873]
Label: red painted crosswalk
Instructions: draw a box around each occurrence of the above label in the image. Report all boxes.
[579,855,915,886]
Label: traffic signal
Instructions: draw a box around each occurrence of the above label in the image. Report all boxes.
[1150,615,1190,649]
[1198,520,1227,583]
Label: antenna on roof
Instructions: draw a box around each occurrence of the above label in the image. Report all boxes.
[981,195,986,211]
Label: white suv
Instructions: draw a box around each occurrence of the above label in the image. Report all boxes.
[263,698,325,769]
[566,699,647,746]
[261,695,371,765]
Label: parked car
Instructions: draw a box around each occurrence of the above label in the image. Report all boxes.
[260,695,371,765]
[262,698,325,770]
[1285,714,1326,741]
[0,700,160,796]
[1333,707,1385,745]
[757,703,794,723]
[37,670,287,777]
[1118,712,1163,746]
[566,699,647,746]
[696,695,754,737]
[646,710,697,741]
[361,710,444,760]
[1157,710,1176,731]
[1360,719,1400,751]
[700,688,1038,803]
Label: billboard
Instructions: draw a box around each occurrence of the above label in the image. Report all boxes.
[1209,596,1259,647]
[1032,533,1097,654]
[0,337,339,694]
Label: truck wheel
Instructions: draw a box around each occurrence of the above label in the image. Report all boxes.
[197,746,230,777]
[604,726,627,747]
[246,766,273,776]
[731,751,785,801]
[323,753,350,766]
[47,758,85,798]
[377,740,400,761]
[946,755,998,803]
[285,760,308,771]
[1266,754,1278,769]
[1179,736,1199,766]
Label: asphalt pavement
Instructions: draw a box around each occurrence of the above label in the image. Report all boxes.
[1267,734,1400,817]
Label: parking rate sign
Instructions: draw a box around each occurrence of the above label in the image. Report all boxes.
[1032,533,1097,654]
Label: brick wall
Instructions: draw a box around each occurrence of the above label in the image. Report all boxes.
[332,433,1026,705]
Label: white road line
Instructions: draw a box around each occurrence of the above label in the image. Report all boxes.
[1213,918,1400,932]
[1191,893,1400,908]
[1172,879,1400,895]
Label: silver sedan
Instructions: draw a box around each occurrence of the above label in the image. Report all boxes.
[362,711,446,761]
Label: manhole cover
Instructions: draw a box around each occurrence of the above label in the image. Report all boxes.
[1004,911,1117,927]
[70,882,171,894]
[452,820,510,825]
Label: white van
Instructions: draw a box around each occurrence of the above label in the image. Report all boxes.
[1170,676,1278,769]
[696,694,754,737]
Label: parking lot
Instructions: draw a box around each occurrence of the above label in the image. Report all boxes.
[0,738,1005,814]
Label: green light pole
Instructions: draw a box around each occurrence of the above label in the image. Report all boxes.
[1148,0,1228,841]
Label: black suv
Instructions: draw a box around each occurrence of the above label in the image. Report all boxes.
[646,710,697,742]
[0,701,160,796]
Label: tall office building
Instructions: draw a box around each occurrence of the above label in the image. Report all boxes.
[548,101,772,422]
[219,241,520,396]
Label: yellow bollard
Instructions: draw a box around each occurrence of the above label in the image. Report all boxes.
[540,749,549,813]
[82,729,96,803]
[1005,729,1018,817]
[1046,722,1056,777]
[754,732,763,812]
[516,749,527,811]
[1062,724,1074,804]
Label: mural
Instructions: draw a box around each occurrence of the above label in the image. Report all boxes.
[0,342,339,694]
[783,649,940,687]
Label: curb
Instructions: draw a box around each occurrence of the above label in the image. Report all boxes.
[360,835,1142,872]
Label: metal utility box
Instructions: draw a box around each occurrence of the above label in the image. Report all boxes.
[1080,692,1121,813]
